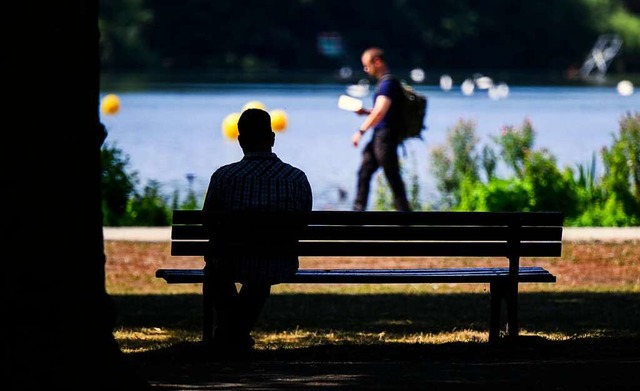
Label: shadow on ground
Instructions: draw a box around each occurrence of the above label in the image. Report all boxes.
[114,292,640,336]
[128,337,640,390]
[115,292,640,390]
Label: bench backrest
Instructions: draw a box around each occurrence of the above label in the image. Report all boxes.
[171,210,563,264]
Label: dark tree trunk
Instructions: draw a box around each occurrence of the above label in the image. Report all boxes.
[6,2,147,389]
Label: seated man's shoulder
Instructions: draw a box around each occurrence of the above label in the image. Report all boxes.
[212,162,240,177]
[279,161,306,173]
[218,161,240,170]
[291,167,310,181]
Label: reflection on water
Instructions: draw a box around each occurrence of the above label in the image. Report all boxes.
[100,82,639,210]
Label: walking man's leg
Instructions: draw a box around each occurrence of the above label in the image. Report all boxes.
[353,141,379,211]
[374,131,411,212]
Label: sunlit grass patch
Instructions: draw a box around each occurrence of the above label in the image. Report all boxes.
[114,325,639,354]
[114,327,199,353]
[253,329,491,349]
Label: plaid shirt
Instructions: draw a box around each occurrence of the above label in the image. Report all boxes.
[203,152,313,282]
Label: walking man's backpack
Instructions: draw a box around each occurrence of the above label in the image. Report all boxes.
[380,74,428,143]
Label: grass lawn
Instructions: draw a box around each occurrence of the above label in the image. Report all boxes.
[105,240,640,390]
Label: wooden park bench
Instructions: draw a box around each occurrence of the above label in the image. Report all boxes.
[156,210,563,345]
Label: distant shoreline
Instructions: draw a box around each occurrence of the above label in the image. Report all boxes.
[103,226,640,242]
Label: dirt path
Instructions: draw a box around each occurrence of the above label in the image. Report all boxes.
[104,240,640,294]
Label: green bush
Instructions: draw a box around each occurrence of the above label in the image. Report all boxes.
[427,112,640,226]
[101,142,138,226]
[522,150,578,215]
[430,118,480,209]
[101,142,197,226]
[492,119,534,179]
[457,177,530,212]
[123,180,172,226]
[569,111,640,226]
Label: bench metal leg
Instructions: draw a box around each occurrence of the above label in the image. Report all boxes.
[505,281,519,340]
[490,281,520,344]
[489,282,505,344]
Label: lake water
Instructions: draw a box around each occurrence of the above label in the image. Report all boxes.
[100,83,638,211]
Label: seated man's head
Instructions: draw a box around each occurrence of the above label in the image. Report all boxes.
[238,108,275,152]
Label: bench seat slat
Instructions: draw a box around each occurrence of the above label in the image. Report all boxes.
[172,210,564,227]
[156,266,556,284]
[171,225,563,242]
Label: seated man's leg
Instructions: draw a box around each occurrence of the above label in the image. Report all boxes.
[209,272,240,345]
[237,282,272,347]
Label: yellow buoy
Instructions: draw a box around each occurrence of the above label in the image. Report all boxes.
[270,109,288,132]
[221,112,241,140]
[242,100,266,112]
[101,94,120,115]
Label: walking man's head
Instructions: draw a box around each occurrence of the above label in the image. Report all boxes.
[238,108,275,152]
[361,47,388,79]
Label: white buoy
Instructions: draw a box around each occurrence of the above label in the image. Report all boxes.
[475,76,494,89]
[440,74,453,91]
[488,83,510,100]
[339,66,353,79]
[410,68,425,83]
[617,80,634,96]
[461,78,475,96]
[346,82,369,98]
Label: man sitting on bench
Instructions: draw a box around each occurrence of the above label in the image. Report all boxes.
[202,108,313,355]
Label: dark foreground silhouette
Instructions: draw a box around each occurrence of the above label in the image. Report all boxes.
[129,337,639,390]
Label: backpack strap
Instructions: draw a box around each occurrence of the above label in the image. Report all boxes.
[377,73,398,89]
[378,74,406,153]
[399,142,408,158]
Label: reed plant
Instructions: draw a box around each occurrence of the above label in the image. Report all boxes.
[378,111,640,226]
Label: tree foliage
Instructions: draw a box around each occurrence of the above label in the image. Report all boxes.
[98,0,640,74]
